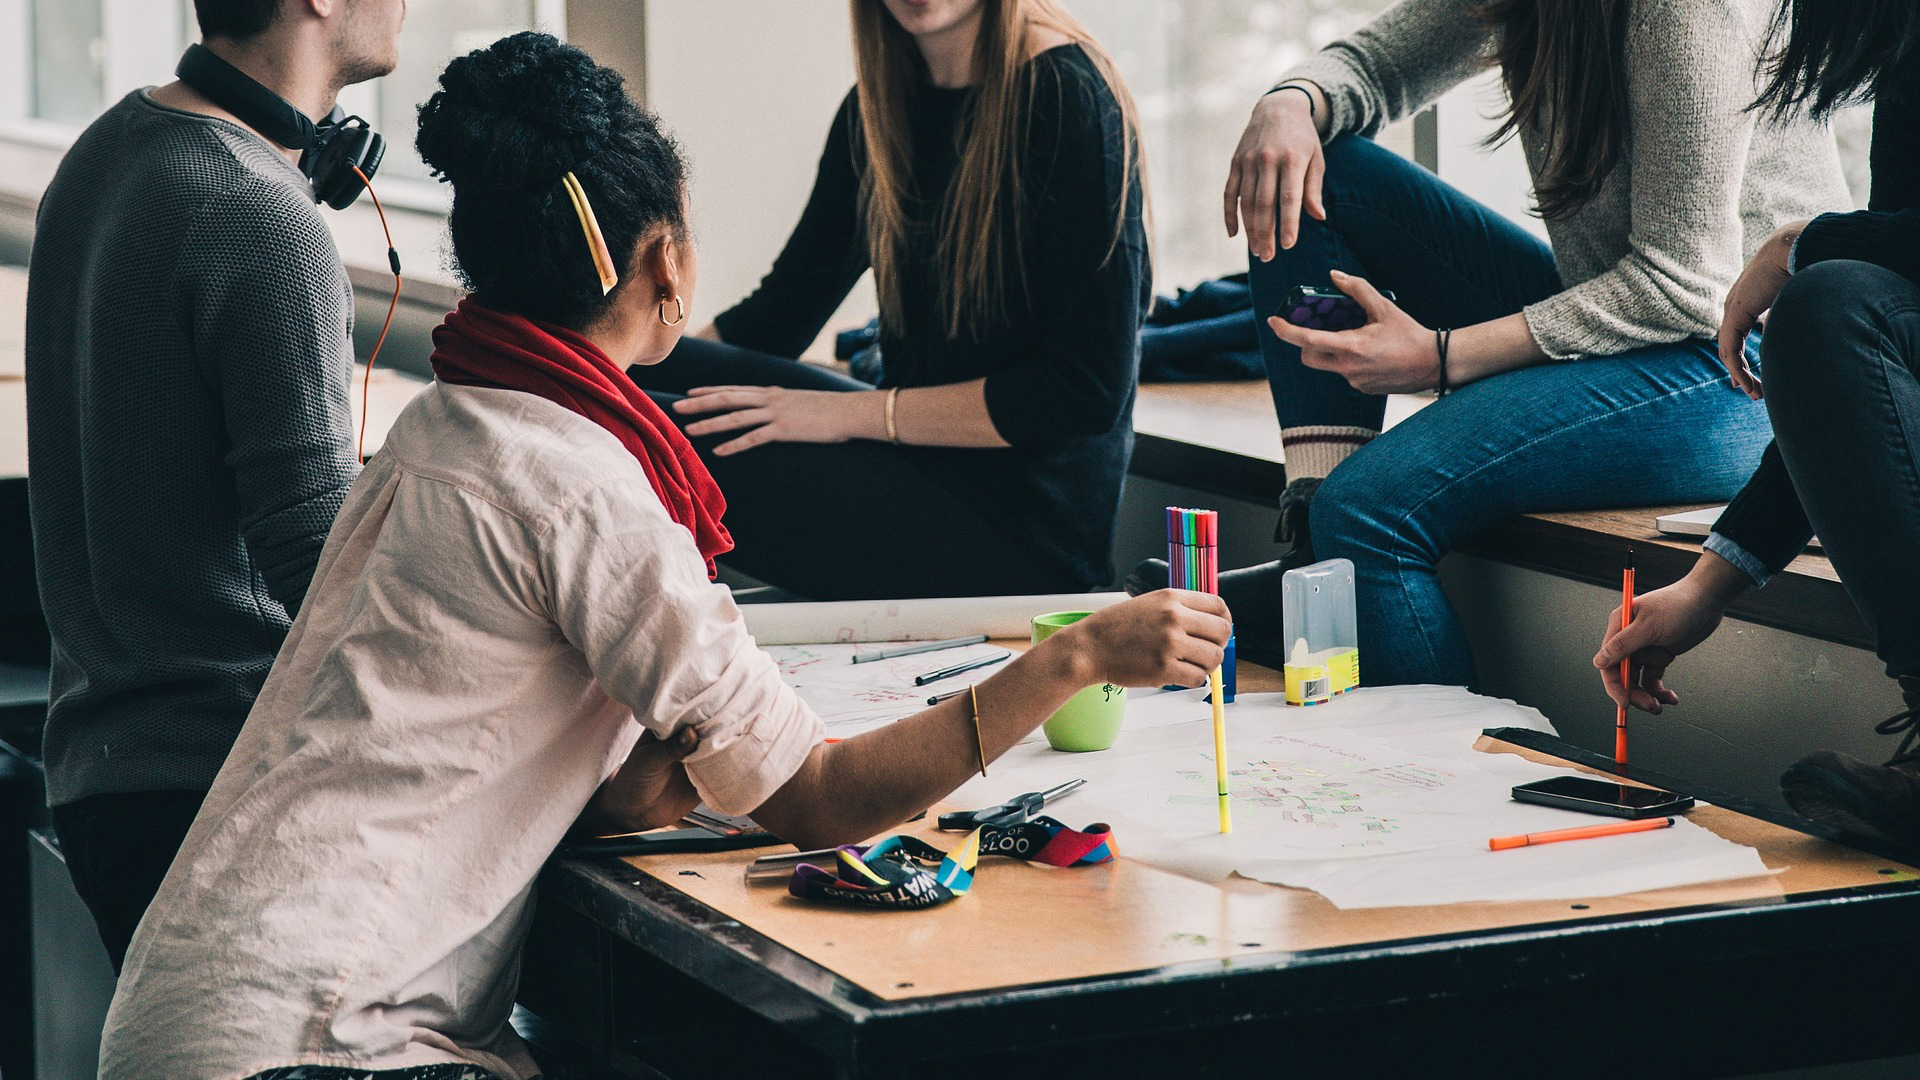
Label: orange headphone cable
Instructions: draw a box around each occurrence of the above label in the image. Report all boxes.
[352,164,402,465]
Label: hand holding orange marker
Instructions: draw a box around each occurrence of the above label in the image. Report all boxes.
[1616,548,1635,767]
[1489,815,1673,851]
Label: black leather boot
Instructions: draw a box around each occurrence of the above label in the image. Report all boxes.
[1779,677,1920,849]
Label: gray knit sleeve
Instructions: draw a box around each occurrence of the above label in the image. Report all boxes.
[179,177,361,614]
[1280,0,1495,140]
[1520,0,1766,358]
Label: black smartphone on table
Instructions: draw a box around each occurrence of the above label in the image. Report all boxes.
[1511,776,1695,820]
[1281,284,1398,332]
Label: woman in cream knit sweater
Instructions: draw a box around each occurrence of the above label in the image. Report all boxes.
[1139,0,1850,687]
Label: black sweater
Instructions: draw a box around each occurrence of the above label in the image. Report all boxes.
[713,45,1148,590]
[1710,73,1920,578]
[26,93,359,805]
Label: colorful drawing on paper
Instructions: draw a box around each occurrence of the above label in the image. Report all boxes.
[1169,762,1407,849]
[1152,732,1483,853]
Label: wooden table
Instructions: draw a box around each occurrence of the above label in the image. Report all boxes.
[520,657,1920,1079]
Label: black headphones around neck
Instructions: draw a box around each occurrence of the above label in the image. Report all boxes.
[176,43,385,210]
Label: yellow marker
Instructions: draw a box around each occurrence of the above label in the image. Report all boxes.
[1209,667,1231,833]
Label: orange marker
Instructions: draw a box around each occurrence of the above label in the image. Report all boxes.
[1489,815,1673,851]
[1616,549,1635,767]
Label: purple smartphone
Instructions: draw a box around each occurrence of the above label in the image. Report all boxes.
[1282,284,1397,332]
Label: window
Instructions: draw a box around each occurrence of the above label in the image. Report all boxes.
[0,0,560,167]
[1079,0,1394,291]
[28,0,105,124]
[354,0,562,186]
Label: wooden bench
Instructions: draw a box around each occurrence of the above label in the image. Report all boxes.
[1130,381,1868,650]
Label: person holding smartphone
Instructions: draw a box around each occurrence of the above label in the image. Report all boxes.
[1597,0,1920,849]
[1129,0,1847,686]
[95,35,1228,1080]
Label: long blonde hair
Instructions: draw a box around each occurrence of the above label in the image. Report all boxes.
[850,0,1146,340]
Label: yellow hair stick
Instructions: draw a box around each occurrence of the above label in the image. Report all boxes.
[560,170,619,295]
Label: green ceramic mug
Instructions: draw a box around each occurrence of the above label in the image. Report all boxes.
[1031,611,1126,752]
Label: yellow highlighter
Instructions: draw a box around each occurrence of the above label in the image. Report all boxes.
[1210,666,1231,833]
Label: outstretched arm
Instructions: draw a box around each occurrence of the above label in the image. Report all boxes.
[750,590,1231,850]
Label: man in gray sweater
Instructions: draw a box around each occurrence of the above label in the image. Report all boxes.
[25,0,404,968]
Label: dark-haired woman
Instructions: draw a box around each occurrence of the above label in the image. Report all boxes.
[1134,0,1848,686]
[94,32,1227,1080]
[1597,1,1920,848]
[625,0,1148,601]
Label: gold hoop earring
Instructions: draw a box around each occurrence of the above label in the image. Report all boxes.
[658,295,686,327]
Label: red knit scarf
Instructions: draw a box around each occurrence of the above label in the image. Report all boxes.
[430,298,732,577]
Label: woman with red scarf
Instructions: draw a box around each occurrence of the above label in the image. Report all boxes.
[96,34,1229,1080]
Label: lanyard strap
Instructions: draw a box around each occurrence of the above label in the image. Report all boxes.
[788,817,1114,909]
[979,816,1116,867]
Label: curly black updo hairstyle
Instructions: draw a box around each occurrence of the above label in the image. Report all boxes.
[417,32,689,329]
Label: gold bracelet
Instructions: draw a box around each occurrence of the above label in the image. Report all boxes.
[969,683,988,777]
[884,386,901,444]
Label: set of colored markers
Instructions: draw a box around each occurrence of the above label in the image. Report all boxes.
[1166,506,1232,834]
[1164,506,1219,594]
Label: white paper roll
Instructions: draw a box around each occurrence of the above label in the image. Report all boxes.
[738,593,1130,645]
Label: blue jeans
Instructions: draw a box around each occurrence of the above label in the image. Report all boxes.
[1251,136,1773,686]
[1764,260,1920,683]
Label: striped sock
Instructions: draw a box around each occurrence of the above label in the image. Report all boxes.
[1280,425,1376,481]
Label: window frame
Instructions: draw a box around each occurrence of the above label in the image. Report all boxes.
[0,0,566,216]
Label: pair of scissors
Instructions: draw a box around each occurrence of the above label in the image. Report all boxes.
[936,778,1086,831]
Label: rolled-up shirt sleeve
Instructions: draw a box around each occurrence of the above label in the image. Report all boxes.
[541,478,823,814]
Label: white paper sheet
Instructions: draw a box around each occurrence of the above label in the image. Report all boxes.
[1240,816,1773,908]
[740,593,1128,645]
[939,686,1772,908]
[765,641,1016,736]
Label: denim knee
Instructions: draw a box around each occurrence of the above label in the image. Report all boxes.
[1309,452,1431,568]
[1319,134,1411,202]
[1762,259,1912,391]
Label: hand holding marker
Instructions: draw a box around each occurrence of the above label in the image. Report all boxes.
[1168,506,1232,834]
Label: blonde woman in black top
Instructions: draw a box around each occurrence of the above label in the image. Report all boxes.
[629,0,1147,600]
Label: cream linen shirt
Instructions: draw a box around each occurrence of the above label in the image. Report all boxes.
[99,382,824,1080]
